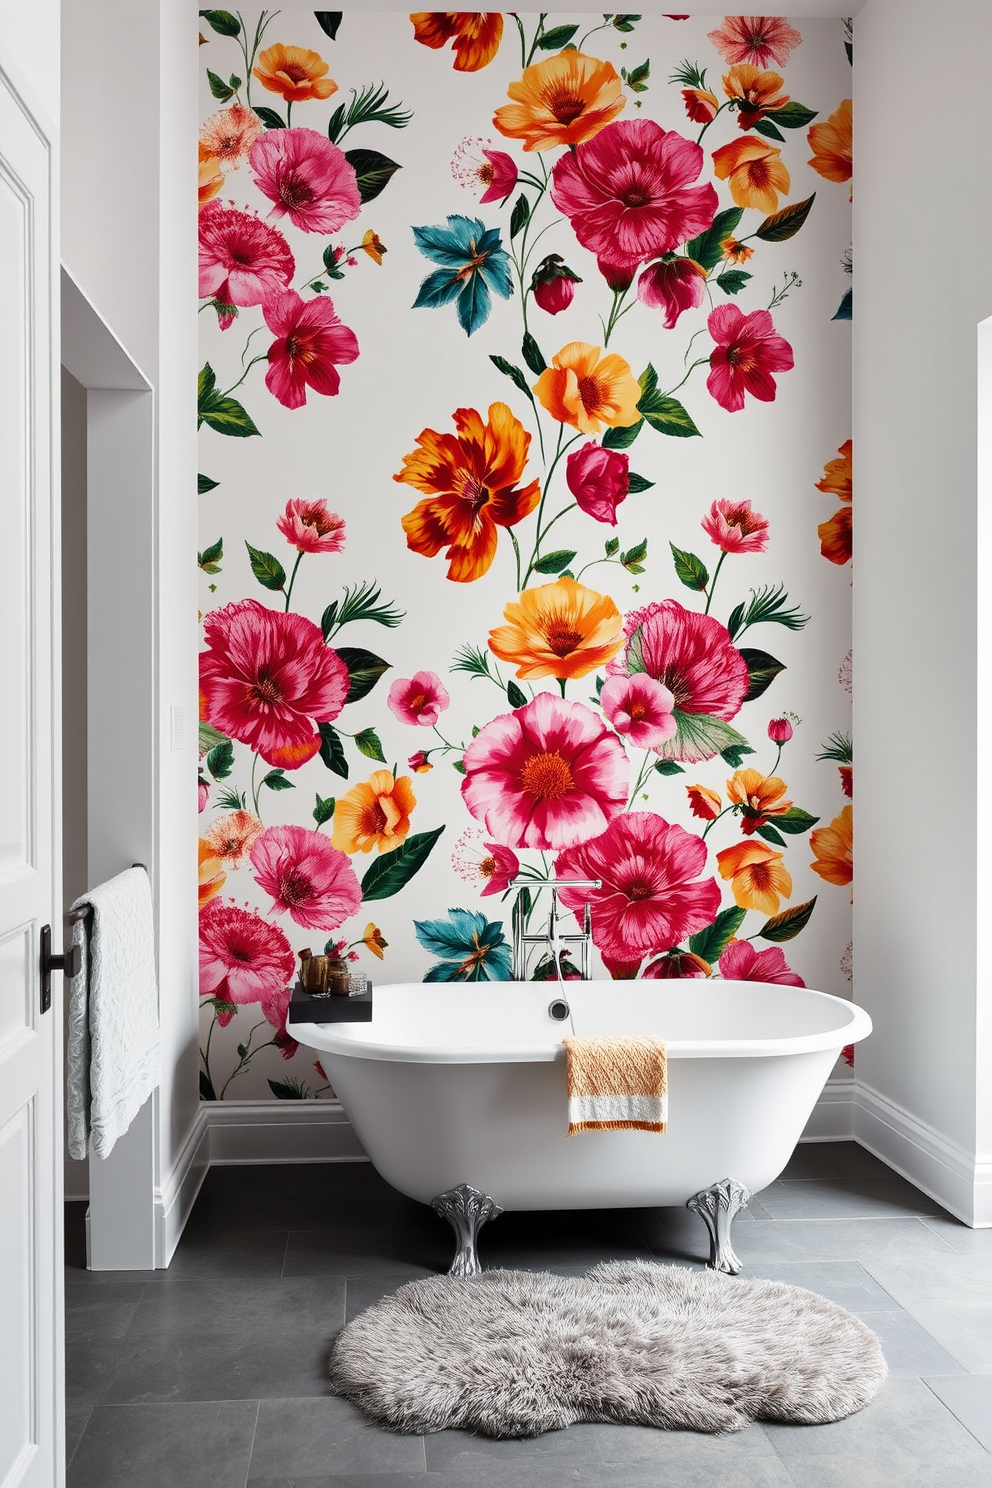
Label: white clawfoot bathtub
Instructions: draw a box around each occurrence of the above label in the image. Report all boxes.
[296,980,871,1271]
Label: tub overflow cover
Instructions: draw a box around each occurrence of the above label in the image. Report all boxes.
[548,998,570,1022]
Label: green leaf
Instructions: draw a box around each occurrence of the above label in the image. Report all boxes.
[670,542,708,592]
[613,14,640,32]
[621,538,648,571]
[254,105,285,129]
[489,354,533,400]
[318,723,349,778]
[833,289,852,322]
[720,743,755,769]
[313,792,336,826]
[637,367,700,437]
[314,11,343,39]
[199,720,228,753]
[685,206,744,272]
[198,473,219,494]
[452,758,466,775]
[215,786,246,811]
[740,647,786,702]
[328,81,412,142]
[602,419,643,449]
[509,193,530,239]
[326,102,347,143]
[624,58,650,91]
[344,148,401,204]
[716,269,752,295]
[689,906,746,963]
[604,537,620,558]
[755,194,816,244]
[199,1070,217,1101]
[756,822,787,846]
[320,602,339,639]
[262,769,295,791]
[533,548,577,576]
[245,542,286,592]
[521,331,546,376]
[198,537,223,573]
[322,242,345,277]
[758,896,817,943]
[537,22,579,48]
[198,367,260,437]
[326,580,404,635]
[360,825,445,901]
[206,740,234,780]
[654,759,685,776]
[656,711,752,765]
[268,1078,308,1099]
[336,646,391,703]
[354,727,386,763]
[728,584,809,640]
[507,680,528,709]
[774,807,820,835]
[626,472,654,494]
[752,117,785,141]
[773,101,818,128]
[199,9,241,36]
[206,68,236,101]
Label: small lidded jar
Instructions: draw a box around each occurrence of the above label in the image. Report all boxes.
[325,956,351,997]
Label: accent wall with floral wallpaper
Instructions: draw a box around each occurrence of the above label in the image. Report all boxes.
[197,9,854,1101]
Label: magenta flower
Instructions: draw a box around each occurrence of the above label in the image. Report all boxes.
[249,127,361,234]
[637,255,706,330]
[262,980,298,1059]
[199,899,295,1020]
[250,823,361,931]
[531,254,582,315]
[408,750,432,773]
[198,202,294,307]
[555,812,721,972]
[768,716,793,743]
[609,598,749,737]
[565,442,630,525]
[719,939,805,987]
[199,598,349,769]
[707,15,803,68]
[387,671,451,727]
[706,305,794,413]
[451,827,521,898]
[600,674,676,748]
[462,693,629,850]
[451,138,518,203]
[198,778,209,813]
[478,147,518,203]
[276,499,346,554]
[700,498,770,554]
[263,290,359,409]
[551,119,717,288]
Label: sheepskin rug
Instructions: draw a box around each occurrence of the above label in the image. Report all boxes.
[329,1260,887,1437]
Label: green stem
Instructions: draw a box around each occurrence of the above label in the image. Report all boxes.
[603,285,632,349]
[283,550,303,612]
[696,99,735,145]
[221,354,267,398]
[251,752,262,818]
[664,357,710,399]
[701,805,736,840]
[509,528,523,593]
[577,20,610,49]
[219,1029,277,1099]
[558,677,567,698]
[523,430,583,586]
[626,750,655,809]
[525,13,548,66]
[200,1011,218,1095]
[770,742,783,777]
[285,100,293,128]
[513,12,527,67]
[703,550,726,617]
[535,501,577,547]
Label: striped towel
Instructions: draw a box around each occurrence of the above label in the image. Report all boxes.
[563,1036,667,1135]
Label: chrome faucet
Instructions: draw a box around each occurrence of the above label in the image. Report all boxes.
[510,877,601,981]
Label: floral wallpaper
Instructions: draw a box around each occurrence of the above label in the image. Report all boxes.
[197,9,853,1100]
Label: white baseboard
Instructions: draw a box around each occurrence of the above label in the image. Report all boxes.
[800,1074,856,1141]
[204,1098,367,1165]
[154,1105,210,1268]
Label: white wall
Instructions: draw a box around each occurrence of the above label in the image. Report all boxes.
[0,0,59,124]
[855,0,992,1222]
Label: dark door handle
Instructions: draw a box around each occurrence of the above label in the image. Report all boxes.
[39,923,83,1014]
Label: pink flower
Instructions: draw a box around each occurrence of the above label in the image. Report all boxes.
[198,777,209,813]
[555,811,721,969]
[198,203,295,307]
[263,290,359,409]
[199,598,349,769]
[642,950,711,978]
[551,119,718,288]
[199,899,295,1019]
[718,938,805,987]
[260,981,298,1059]
[707,304,794,413]
[707,16,803,68]
[276,498,346,554]
[408,750,433,773]
[451,826,520,897]
[451,138,519,203]
[565,442,630,525]
[462,693,629,850]
[249,127,361,234]
[767,716,793,743]
[250,823,361,930]
[531,254,582,315]
[600,674,676,748]
[215,303,238,331]
[199,101,264,169]
[700,498,770,553]
[637,256,707,329]
[387,671,451,727]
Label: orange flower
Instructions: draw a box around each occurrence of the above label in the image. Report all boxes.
[410,12,503,71]
[252,43,338,104]
[198,839,226,906]
[533,343,641,435]
[819,507,852,565]
[808,99,852,188]
[199,101,262,168]
[687,785,722,821]
[722,64,789,129]
[204,809,264,865]
[332,771,416,855]
[361,922,388,959]
[712,136,790,214]
[493,51,625,153]
[816,440,852,503]
[722,236,754,264]
[395,403,540,583]
[198,143,224,206]
[682,87,720,124]
[727,769,792,834]
[488,578,624,681]
[810,805,853,887]
[717,839,792,915]
[362,229,386,265]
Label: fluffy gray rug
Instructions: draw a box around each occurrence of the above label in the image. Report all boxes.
[329,1260,887,1437]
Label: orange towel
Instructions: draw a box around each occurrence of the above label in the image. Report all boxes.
[563,1036,667,1135]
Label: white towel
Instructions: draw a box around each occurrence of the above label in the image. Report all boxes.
[66,867,160,1160]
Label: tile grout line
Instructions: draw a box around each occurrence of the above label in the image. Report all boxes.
[919,1378,992,1455]
[242,1399,261,1488]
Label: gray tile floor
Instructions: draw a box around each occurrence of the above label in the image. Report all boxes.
[64,1142,992,1487]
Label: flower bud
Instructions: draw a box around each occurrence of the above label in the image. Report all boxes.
[767,717,793,743]
[530,253,582,315]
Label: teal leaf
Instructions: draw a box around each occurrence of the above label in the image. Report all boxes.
[507,681,528,709]
[833,288,852,321]
[268,1078,308,1099]
[361,826,445,901]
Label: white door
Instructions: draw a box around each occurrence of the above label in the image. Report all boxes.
[0,52,62,1488]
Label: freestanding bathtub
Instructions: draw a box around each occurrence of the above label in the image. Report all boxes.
[295,979,871,1274]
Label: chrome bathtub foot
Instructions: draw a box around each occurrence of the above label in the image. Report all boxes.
[686,1177,751,1275]
[432,1183,504,1277]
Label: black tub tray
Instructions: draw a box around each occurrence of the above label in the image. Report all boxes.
[287,981,373,1024]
